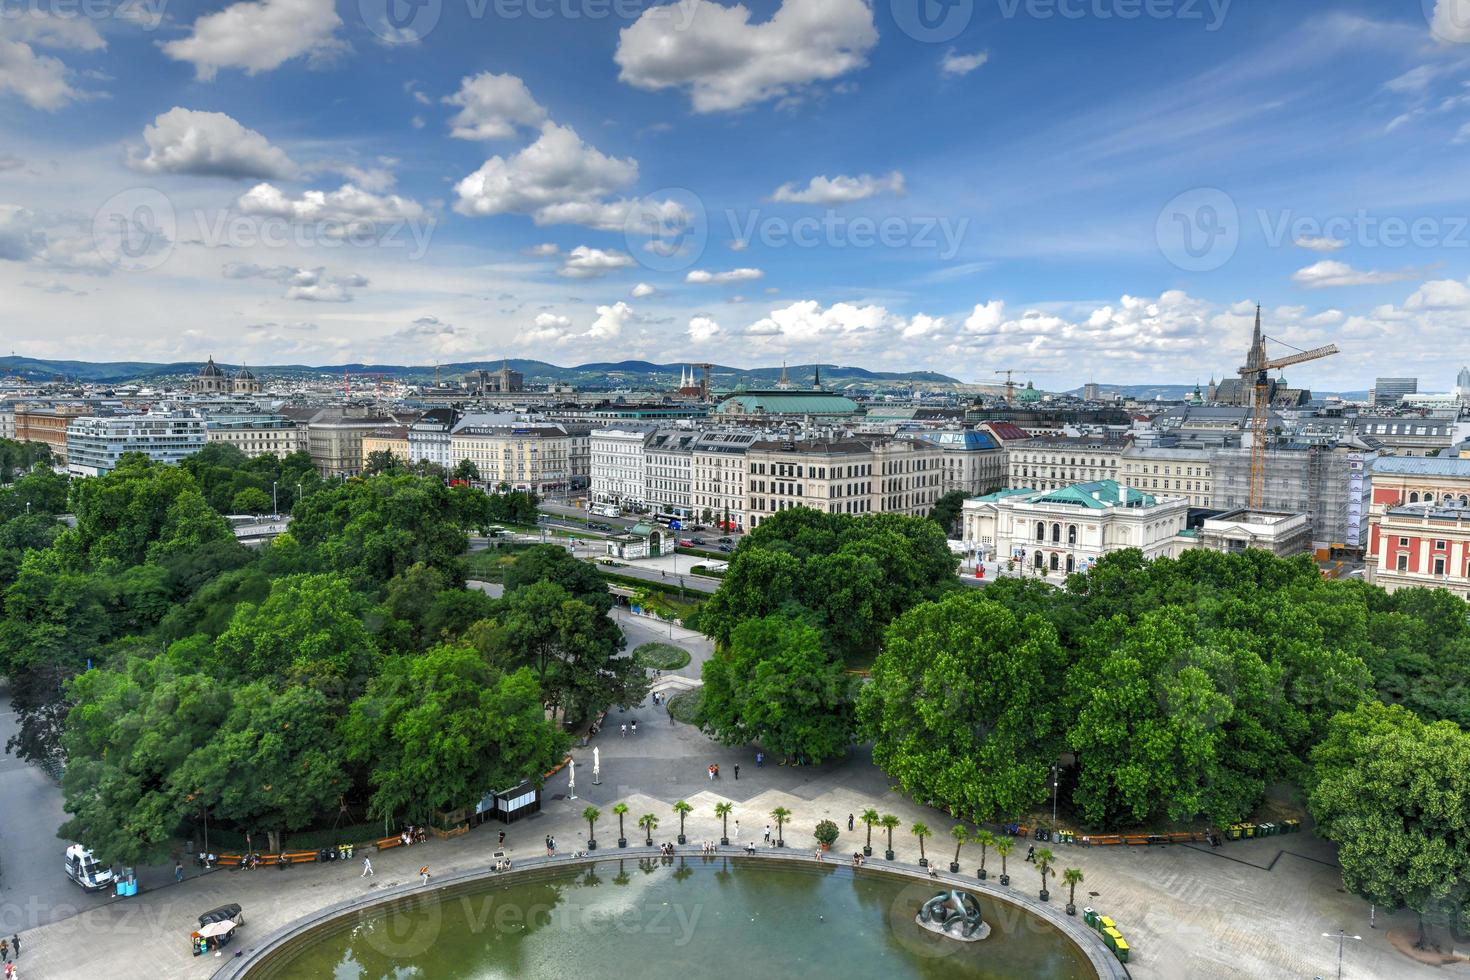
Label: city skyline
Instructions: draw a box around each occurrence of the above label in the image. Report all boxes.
[6,2,1470,387]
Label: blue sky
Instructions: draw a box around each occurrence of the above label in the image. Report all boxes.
[3,0,1470,388]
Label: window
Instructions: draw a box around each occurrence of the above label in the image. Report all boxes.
[1399,537,1410,547]
[1049,553,1059,571]
[1067,524,1077,545]
[1435,558,1446,576]
[1052,523,1061,543]
[1036,521,1045,541]
[1410,492,1420,503]
[1397,554,1409,572]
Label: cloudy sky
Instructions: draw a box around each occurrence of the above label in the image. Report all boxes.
[3,0,1470,387]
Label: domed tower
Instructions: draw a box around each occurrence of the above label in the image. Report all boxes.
[193,356,227,394]
[233,364,261,395]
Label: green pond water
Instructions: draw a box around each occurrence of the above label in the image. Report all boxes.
[249,857,1098,980]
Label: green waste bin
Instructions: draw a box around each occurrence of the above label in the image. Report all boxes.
[1083,908,1096,928]
[1114,938,1130,963]
[1103,927,1123,950]
[1227,824,1241,840]
[1284,818,1300,834]
[1242,823,1256,838]
[1259,822,1273,837]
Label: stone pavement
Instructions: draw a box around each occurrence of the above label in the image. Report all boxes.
[14,684,1439,980]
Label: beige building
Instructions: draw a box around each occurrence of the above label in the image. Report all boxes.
[307,411,398,478]
[873,438,945,517]
[449,421,571,493]
[745,436,944,529]
[691,430,759,529]
[361,426,411,468]
[1119,443,1213,508]
[1007,436,1127,492]
[205,414,305,459]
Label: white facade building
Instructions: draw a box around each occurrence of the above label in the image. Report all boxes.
[644,429,698,515]
[408,408,459,469]
[449,419,571,493]
[204,413,304,459]
[691,429,759,529]
[66,412,208,477]
[962,479,1191,578]
[590,426,656,506]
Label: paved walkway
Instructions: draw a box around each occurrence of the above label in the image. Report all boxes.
[16,690,1441,980]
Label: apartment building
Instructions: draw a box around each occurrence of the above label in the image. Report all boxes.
[747,438,874,527]
[205,413,304,459]
[1007,435,1127,492]
[691,430,759,529]
[361,426,410,467]
[590,425,657,506]
[306,410,399,479]
[16,404,89,463]
[1119,443,1214,508]
[872,438,945,517]
[911,429,1005,496]
[407,408,459,469]
[644,429,698,516]
[66,412,208,477]
[449,420,571,493]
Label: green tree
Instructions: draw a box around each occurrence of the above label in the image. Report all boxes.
[995,835,1014,883]
[501,580,640,722]
[364,450,403,476]
[861,808,880,854]
[1035,847,1055,900]
[344,644,567,825]
[879,813,900,859]
[771,805,791,846]
[1308,701,1470,947]
[697,614,854,764]
[1063,867,1084,914]
[715,801,733,841]
[673,800,693,842]
[910,821,931,865]
[860,591,1062,823]
[215,573,378,683]
[231,487,272,515]
[927,490,968,536]
[583,806,601,847]
[638,812,658,845]
[613,801,629,844]
[454,459,480,483]
[975,829,995,877]
[949,824,969,870]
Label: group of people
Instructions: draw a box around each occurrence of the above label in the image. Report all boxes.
[400,826,427,847]
[619,722,638,736]
[699,840,719,854]
[657,842,677,856]
[544,835,557,857]
[706,764,721,780]
[850,852,866,866]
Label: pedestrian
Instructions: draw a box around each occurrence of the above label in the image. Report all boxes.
[631,721,637,735]
[734,820,740,839]
[419,866,431,886]
[621,723,627,737]
[1,939,9,962]
[764,825,771,845]
[550,836,557,855]
[361,857,374,877]
[847,813,854,831]
[175,862,184,883]
[734,764,740,780]
[10,934,17,958]
[498,830,506,846]
[1025,844,1035,863]
[756,751,764,768]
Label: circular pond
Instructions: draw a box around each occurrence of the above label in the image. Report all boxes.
[244,856,1101,979]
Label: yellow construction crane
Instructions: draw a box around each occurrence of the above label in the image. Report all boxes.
[992,368,1055,402]
[1239,305,1339,508]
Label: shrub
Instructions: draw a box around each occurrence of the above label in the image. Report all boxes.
[814,819,840,847]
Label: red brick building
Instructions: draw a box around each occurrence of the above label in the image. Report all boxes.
[1365,457,1470,597]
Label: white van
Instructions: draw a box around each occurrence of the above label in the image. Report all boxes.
[64,844,114,891]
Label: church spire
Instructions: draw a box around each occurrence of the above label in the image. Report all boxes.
[778,361,789,389]
[813,363,821,389]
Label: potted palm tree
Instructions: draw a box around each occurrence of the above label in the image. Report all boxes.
[974,829,994,880]
[880,813,900,861]
[1062,867,1084,915]
[639,813,658,846]
[770,806,791,847]
[860,809,880,858]
[673,800,693,845]
[613,802,629,848]
[911,822,931,868]
[583,805,601,851]
[1036,848,1055,901]
[949,825,968,873]
[715,801,733,846]
[814,819,839,850]
[995,836,1014,886]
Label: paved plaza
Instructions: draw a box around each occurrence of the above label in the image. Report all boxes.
[0,621,1445,980]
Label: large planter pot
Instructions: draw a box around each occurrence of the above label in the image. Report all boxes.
[918,857,928,868]
[1040,889,1050,902]
[1066,903,1077,916]
[862,845,872,857]
[884,850,895,861]
[645,838,653,847]
[999,874,1010,886]
[977,868,987,880]
[776,839,785,848]
[588,840,598,851]
[618,838,627,848]
[677,834,687,845]
[720,837,729,846]
[949,862,960,873]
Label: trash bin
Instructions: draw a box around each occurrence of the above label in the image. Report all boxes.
[1242,823,1256,838]
[1114,938,1130,963]
[1284,818,1300,833]
[1103,927,1123,950]
[1098,915,1116,934]
[1082,907,1096,927]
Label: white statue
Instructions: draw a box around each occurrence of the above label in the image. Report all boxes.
[568,758,576,800]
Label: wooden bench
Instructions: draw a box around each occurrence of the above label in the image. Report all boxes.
[432,824,469,841]
[273,851,318,865]
[376,836,404,851]
[1081,834,1122,846]
[215,854,244,867]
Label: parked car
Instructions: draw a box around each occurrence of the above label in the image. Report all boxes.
[717,536,733,543]
[717,544,733,552]
[679,538,695,547]
[691,537,707,545]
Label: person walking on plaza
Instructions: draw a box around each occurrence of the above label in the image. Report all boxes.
[419,866,431,886]
[848,813,854,831]
[734,764,740,780]
[9,935,16,958]
[175,862,184,883]
[764,825,772,845]
[362,857,374,877]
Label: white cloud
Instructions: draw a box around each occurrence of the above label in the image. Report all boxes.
[455,122,678,231]
[614,0,877,112]
[631,282,656,297]
[0,12,102,111]
[770,171,904,205]
[1405,277,1470,309]
[963,300,1005,333]
[1294,235,1346,252]
[686,267,762,284]
[383,316,480,355]
[940,49,989,76]
[163,0,345,81]
[526,243,561,257]
[444,72,548,140]
[127,107,299,180]
[237,182,426,224]
[558,245,635,278]
[6,11,105,51]
[222,262,367,302]
[1291,260,1417,288]
[589,301,634,339]
[326,160,397,193]
[688,315,722,342]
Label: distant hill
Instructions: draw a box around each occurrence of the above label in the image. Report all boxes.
[0,356,960,389]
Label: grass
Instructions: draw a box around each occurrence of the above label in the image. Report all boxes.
[465,544,537,582]
[632,642,691,671]
[667,688,704,725]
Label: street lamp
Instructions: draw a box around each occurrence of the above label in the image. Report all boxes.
[1321,930,1361,980]
[271,481,277,516]
[1051,763,1059,831]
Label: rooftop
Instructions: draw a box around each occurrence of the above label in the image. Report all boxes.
[1031,480,1159,510]
[1373,456,1470,477]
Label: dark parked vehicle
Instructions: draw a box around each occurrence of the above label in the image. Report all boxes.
[717,544,733,552]
[718,536,733,543]
[691,537,706,545]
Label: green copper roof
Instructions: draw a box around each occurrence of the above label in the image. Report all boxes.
[971,488,1036,502]
[1031,480,1157,510]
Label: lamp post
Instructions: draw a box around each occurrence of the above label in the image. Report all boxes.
[272,481,277,516]
[1051,763,1059,831]
[1321,930,1361,980]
